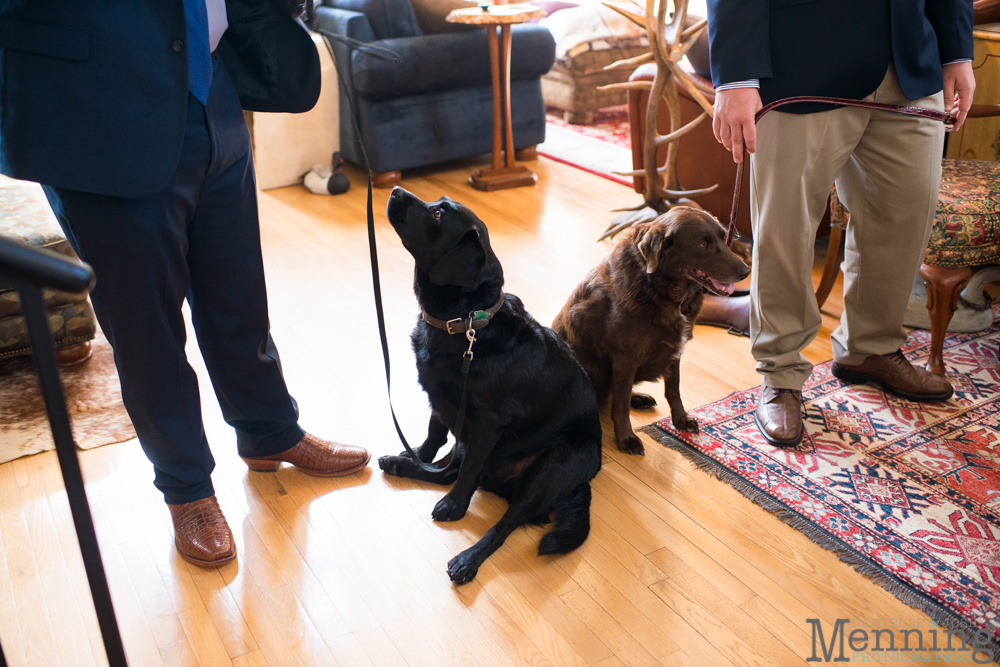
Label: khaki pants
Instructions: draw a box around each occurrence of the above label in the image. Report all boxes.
[749,66,945,389]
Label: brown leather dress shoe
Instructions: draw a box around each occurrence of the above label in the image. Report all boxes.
[241,433,371,477]
[168,495,236,567]
[755,385,804,447]
[832,349,953,401]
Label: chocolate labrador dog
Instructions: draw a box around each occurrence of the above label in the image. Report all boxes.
[378,187,602,584]
[553,207,750,455]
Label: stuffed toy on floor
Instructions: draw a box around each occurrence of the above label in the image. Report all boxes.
[303,152,351,195]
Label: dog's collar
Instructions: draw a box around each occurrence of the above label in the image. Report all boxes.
[422,292,505,335]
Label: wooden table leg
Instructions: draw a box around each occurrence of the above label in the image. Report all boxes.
[487,26,502,172]
[469,23,537,191]
[500,24,516,168]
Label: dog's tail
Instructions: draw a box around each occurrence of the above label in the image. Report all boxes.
[538,482,592,556]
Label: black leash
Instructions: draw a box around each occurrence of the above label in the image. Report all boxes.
[310,21,475,474]
[0,240,129,667]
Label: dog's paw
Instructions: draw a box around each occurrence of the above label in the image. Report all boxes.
[432,493,469,522]
[378,455,404,476]
[617,435,645,456]
[399,444,437,463]
[672,413,700,433]
[447,550,480,585]
[630,393,658,410]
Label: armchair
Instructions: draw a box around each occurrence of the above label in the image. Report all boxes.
[314,0,556,187]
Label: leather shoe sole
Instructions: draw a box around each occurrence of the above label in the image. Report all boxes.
[831,363,953,401]
[754,409,804,448]
[175,541,236,568]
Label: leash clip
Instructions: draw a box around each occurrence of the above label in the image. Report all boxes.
[464,324,476,361]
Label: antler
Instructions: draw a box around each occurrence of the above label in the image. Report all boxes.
[601,0,718,240]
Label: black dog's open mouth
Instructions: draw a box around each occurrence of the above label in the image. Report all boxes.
[689,269,736,296]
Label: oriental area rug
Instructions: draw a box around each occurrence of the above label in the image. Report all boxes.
[0,331,135,464]
[540,105,634,186]
[644,320,1000,656]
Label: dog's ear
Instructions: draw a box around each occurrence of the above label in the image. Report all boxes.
[636,222,673,274]
[429,228,485,288]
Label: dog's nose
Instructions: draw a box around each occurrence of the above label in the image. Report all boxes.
[390,186,403,199]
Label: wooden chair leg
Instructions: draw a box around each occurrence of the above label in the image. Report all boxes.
[919,263,972,376]
[56,340,93,367]
[815,228,844,309]
[372,171,401,189]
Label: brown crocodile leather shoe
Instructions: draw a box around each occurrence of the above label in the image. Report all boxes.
[832,349,953,401]
[168,496,236,567]
[241,433,371,477]
[754,385,803,448]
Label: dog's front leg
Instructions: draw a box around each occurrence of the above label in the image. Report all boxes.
[611,359,644,455]
[407,413,450,462]
[664,358,698,433]
[432,426,500,522]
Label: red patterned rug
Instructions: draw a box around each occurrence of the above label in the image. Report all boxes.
[644,321,1000,659]
[544,105,633,149]
[540,105,634,187]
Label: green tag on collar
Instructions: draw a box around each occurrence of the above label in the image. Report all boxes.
[472,310,489,321]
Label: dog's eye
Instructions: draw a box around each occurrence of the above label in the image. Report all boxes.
[431,208,442,220]
[699,241,708,248]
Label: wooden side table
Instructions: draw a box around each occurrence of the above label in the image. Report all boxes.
[945,23,1000,162]
[447,4,545,191]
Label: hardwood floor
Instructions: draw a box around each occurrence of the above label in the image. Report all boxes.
[0,155,970,666]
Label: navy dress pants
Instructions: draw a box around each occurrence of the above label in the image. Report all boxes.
[43,59,305,505]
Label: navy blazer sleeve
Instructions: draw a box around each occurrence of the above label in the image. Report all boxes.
[925,0,974,64]
[707,0,772,88]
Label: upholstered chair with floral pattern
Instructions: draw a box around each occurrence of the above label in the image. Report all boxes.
[822,139,1000,376]
[0,180,97,366]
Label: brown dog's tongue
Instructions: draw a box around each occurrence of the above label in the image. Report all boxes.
[709,278,736,295]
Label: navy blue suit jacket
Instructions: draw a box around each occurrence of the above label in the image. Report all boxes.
[0,0,320,198]
[706,0,974,109]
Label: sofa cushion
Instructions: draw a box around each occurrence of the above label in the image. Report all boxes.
[925,158,1000,268]
[313,5,379,43]
[0,180,97,355]
[352,78,546,173]
[0,181,91,315]
[0,300,97,359]
[0,181,68,253]
[352,25,555,102]
[0,285,90,321]
[409,0,479,34]
[325,0,422,40]
[829,159,1000,267]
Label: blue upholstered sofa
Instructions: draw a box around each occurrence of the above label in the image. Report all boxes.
[314,0,556,185]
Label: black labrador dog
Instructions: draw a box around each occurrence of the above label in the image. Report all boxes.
[379,187,602,584]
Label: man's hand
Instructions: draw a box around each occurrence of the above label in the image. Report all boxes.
[943,61,976,131]
[713,87,764,163]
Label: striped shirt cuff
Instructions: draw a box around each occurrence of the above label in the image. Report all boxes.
[715,79,760,92]
[713,62,969,95]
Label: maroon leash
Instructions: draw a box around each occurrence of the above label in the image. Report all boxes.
[725,96,958,247]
